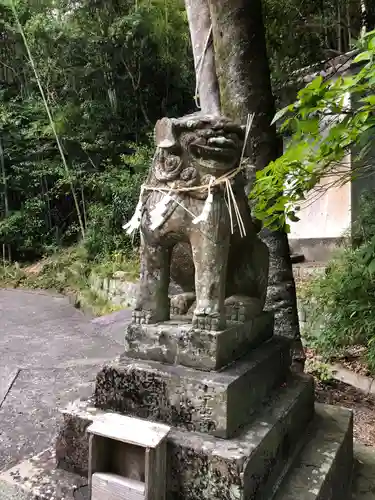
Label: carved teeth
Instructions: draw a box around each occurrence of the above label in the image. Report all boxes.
[207,136,235,148]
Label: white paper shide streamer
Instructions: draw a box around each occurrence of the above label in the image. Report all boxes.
[123,186,144,236]
[149,192,174,230]
[192,176,214,224]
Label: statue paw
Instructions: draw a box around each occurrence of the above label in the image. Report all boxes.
[132,307,170,324]
[132,309,152,325]
[133,296,170,324]
[225,296,262,322]
[170,292,196,316]
[192,304,225,331]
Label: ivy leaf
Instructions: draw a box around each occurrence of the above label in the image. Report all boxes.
[368,258,375,274]
[307,75,323,90]
[354,51,372,63]
[287,212,300,222]
[360,95,375,106]
[271,105,290,125]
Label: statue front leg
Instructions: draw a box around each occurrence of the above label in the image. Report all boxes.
[190,196,230,331]
[133,235,171,324]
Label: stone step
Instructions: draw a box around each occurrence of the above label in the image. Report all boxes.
[0,406,361,500]
[168,375,314,500]
[94,336,291,438]
[55,374,314,500]
[273,403,353,500]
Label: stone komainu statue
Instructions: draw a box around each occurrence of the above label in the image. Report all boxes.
[133,113,269,331]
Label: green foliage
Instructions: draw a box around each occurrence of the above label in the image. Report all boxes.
[0,0,193,261]
[305,358,334,384]
[0,244,139,314]
[251,30,375,231]
[0,246,87,291]
[83,143,151,260]
[303,248,375,350]
[1,0,369,264]
[353,190,375,246]
[264,0,365,96]
[91,251,139,282]
[302,192,375,372]
[264,0,325,91]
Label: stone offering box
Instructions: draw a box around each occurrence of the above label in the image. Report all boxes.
[87,413,170,500]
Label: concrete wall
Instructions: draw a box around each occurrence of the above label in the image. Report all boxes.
[89,273,183,309]
[288,169,352,241]
[89,272,139,308]
[287,146,352,260]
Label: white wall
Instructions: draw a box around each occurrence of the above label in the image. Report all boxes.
[288,169,352,240]
[288,91,352,240]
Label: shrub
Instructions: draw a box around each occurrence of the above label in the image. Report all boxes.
[302,189,375,372]
[82,142,150,260]
[352,189,375,247]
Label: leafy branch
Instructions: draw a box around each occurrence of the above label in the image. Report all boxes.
[251,30,375,231]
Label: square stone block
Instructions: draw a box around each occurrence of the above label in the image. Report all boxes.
[124,312,274,371]
[94,337,291,438]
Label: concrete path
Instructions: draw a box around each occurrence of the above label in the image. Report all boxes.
[0,289,132,472]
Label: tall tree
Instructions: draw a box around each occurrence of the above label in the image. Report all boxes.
[185,0,305,370]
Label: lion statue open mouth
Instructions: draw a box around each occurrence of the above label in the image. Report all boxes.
[187,129,241,173]
[132,113,269,331]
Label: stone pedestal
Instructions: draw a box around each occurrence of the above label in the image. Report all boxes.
[124,312,274,371]
[56,375,314,497]
[51,314,354,500]
[0,313,354,500]
[95,337,289,438]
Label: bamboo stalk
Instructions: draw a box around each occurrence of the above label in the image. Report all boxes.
[9,0,86,240]
[0,138,11,263]
[346,0,352,49]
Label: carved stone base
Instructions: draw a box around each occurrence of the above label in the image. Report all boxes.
[2,395,353,500]
[56,375,312,482]
[53,375,354,500]
[94,337,290,439]
[124,312,274,371]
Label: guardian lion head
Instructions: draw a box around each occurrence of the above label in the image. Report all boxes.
[152,113,245,186]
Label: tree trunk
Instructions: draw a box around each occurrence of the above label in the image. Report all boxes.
[364,0,375,30]
[184,0,221,114]
[337,2,342,53]
[207,0,305,370]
